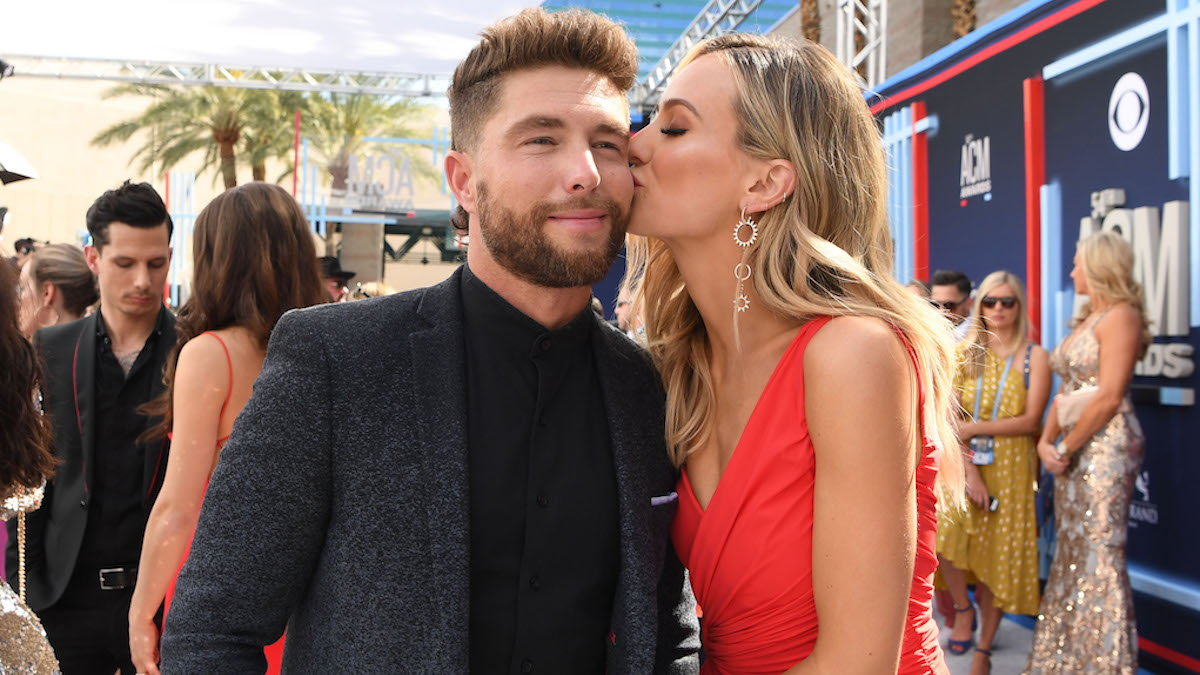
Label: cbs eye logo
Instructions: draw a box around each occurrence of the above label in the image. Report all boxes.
[1109,72,1149,152]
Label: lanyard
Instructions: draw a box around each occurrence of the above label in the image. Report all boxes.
[974,350,1016,422]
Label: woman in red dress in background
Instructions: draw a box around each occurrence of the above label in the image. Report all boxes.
[128,182,326,675]
[624,34,964,674]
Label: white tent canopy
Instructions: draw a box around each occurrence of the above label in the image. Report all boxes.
[1,0,533,75]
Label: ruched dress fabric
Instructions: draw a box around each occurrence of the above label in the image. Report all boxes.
[671,317,949,675]
[1024,311,1144,674]
[936,346,1041,616]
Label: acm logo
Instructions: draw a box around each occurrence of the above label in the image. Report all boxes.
[1080,188,1194,380]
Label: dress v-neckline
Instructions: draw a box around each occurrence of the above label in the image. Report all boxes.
[682,324,812,515]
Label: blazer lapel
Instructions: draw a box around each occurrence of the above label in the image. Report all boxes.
[407,268,471,656]
[73,313,99,498]
[592,323,656,664]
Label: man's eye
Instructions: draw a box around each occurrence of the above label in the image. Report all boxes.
[528,137,555,145]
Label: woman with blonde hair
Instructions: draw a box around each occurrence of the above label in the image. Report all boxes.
[128,182,326,675]
[1024,231,1149,674]
[17,243,98,338]
[624,34,962,674]
[937,271,1049,674]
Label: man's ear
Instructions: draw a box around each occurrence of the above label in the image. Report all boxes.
[744,159,797,215]
[445,150,478,215]
[84,244,100,275]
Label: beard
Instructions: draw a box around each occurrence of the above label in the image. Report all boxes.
[475,182,629,289]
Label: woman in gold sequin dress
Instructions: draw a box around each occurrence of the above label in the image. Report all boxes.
[1025,231,1151,674]
[938,272,1050,675]
[0,260,61,673]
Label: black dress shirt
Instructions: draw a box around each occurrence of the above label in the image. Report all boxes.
[461,266,620,675]
[76,307,170,569]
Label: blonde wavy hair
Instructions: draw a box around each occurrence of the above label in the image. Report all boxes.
[1072,230,1152,356]
[961,271,1030,378]
[623,34,964,502]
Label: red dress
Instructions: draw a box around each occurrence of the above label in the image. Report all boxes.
[162,332,285,674]
[671,317,949,675]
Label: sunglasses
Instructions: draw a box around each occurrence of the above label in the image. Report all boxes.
[930,298,967,311]
[981,296,1018,309]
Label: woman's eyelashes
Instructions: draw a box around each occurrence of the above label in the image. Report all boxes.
[660,127,687,136]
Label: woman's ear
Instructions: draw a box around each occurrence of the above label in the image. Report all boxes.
[744,159,797,215]
[40,281,57,310]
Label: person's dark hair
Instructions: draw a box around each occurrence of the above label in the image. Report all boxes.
[25,244,99,317]
[14,238,36,256]
[447,7,638,231]
[931,269,972,297]
[143,182,326,439]
[0,261,57,497]
[86,180,173,250]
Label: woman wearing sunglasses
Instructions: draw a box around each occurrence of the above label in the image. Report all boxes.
[937,271,1050,674]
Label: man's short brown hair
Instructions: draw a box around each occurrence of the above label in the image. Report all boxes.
[448,8,639,154]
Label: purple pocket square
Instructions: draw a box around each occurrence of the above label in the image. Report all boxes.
[650,492,678,506]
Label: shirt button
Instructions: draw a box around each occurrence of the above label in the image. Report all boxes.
[79,499,87,509]
[529,575,541,591]
[539,339,551,353]
[536,494,549,508]
[538,416,548,427]
[521,658,534,673]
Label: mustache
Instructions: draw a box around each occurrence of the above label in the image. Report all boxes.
[536,195,626,218]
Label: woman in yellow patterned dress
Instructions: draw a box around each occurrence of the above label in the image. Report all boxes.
[1024,231,1149,675]
[938,271,1050,675]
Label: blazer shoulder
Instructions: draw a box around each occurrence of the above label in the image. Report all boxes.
[34,314,91,355]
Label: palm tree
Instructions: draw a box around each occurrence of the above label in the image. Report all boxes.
[241,90,307,182]
[301,93,434,192]
[801,0,820,43]
[93,84,260,189]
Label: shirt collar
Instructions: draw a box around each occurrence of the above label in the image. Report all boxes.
[460,264,593,356]
[95,304,171,341]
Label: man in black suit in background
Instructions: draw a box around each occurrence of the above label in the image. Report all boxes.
[6,181,176,674]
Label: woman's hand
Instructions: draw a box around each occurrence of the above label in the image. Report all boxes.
[129,613,162,675]
[965,463,990,510]
[1037,440,1068,476]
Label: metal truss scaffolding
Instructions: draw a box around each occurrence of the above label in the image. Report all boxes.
[628,0,765,113]
[835,0,888,89]
[4,54,451,97]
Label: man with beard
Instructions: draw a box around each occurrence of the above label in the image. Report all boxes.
[160,8,700,675]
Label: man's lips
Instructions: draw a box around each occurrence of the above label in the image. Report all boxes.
[548,210,608,231]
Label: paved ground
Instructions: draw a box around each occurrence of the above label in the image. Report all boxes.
[938,614,1033,675]
[938,614,1161,674]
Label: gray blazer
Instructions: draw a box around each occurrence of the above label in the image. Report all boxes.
[161,268,700,674]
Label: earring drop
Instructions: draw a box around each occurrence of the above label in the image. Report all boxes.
[733,208,756,313]
[734,208,757,248]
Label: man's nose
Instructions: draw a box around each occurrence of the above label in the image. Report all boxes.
[565,148,602,193]
[133,264,152,289]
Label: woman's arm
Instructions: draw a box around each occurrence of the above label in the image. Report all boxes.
[1058,305,1143,458]
[785,317,915,675]
[961,346,1052,437]
[129,335,229,675]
